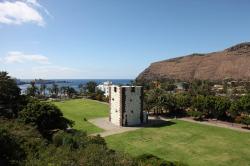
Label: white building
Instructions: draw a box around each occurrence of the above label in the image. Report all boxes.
[96,81,112,97]
[109,85,148,126]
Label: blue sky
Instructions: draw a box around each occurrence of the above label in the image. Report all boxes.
[0,0,250,79]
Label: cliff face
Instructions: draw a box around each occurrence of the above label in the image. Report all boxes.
[137,42,250,81]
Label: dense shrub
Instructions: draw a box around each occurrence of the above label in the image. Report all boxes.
[0,129,25,165]
[78,144,135,166]
[136,153,188,166]
[187,110,204,121]
[26,145,79,166]
[52,130,87,148]
[18,100,74,137]
[87,134,106,146]
[241,116,250,128]
[0,118,45,165]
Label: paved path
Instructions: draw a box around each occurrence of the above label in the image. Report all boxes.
[89,117,171,137]
[89,118,140,137]
[178,117,250,133]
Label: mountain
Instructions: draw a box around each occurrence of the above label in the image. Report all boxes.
[137,42,250,82]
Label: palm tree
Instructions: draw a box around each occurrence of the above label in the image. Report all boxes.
[46,87,52,97]
[60,86,68,98]
[40,83,46,97]
[51,83,59,97]
[78,83,86,95]
[26,81,38,97]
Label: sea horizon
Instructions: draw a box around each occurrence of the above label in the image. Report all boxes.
[18,79,133,93]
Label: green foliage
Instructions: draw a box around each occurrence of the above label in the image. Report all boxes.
[78,83,86,95]
[189,80,213,96]
[88,89,106,102]
[213,96,231,119]
[52,130,88,148]
[60,86,77,98]
[26,145,79,166]
[239,94,250,115]
[77,144,135,166]
[19,100,74,137]
[0,118,45,166]
[86,81,97,93]
[241,116,250,128]
[51,83,59,97]
[87,134,106,146]
[136,154,187,166]
[26,81,39,97]
[187,110,203,120]
[191,95,206,112]
[52,131,106,149]
[161,83,177,91]
[0,71,21,118]
[175,93,191,110]
[229,101,239,121]
[0,128,25,165]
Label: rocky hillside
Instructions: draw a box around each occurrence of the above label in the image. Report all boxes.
[137,42,250,81]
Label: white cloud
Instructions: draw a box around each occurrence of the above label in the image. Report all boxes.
[0,0,49,26]
[4,51,50,64]
[24,0,52,17]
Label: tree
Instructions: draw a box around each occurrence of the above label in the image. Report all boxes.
[145,88,165,114]
[161,83,177,91]
[162,93,177,115]
[19,100,74,137]
[189,80,213,96]
[241,116,250,128]
[86,81,97,93]
[175,93,191,111]
[144,93,155,114]
[78,83,86,95]
[229,100,240,122]
[213,96,231,120]
[26,81,39,97]
[239,94,250,115]
[51,83,59,97]
[0,71,21,118]
[67,87,77,98]
[95,90,105,101]
[39,83,46,97]
[192,95,206,112]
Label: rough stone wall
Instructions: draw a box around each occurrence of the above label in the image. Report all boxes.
[110,85,146,126]
[109,86,122,126]
[123,86,142,126]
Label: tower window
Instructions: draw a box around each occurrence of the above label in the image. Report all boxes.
[114,87,117,92]
[131,87,135,92]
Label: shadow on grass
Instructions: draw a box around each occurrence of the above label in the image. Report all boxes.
[128,119,176,128]
[242,126,250,130]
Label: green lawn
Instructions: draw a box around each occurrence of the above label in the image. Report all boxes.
[53,99,109,134]
[106,120,250,166]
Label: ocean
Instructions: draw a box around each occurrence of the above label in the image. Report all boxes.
[18,79,133,94]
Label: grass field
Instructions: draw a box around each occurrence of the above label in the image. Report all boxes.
[53,99,109,134]
[106,120,250,166]
[53,99,250,165]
